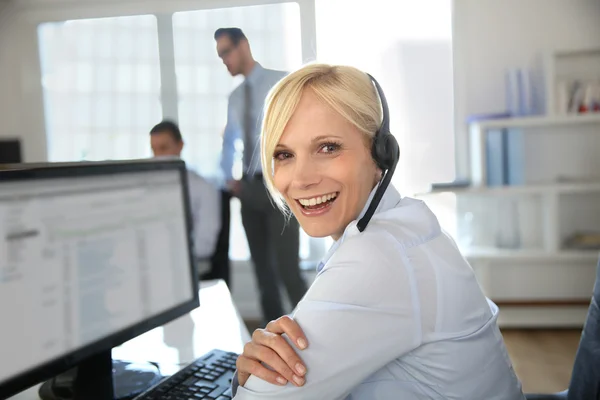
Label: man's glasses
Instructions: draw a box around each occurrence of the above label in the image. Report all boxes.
[218,44,237,59]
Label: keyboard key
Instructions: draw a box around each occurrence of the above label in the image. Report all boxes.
[195,382,218,390]
[182,376,198,386]
[207,386,227,398]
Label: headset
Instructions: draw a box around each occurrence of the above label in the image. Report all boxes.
[356,74,400,232]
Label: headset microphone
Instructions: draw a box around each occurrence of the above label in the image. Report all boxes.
[356,74,400,232]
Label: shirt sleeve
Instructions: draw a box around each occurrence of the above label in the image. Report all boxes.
[189,175,221,259]
[221,96,241,182]
[232,232,423,400]
[231,371,241,397]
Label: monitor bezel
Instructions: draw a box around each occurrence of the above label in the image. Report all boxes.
[0,159,201,399]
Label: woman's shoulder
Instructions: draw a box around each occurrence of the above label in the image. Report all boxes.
[344,196,443,253]
[324,214,427,280]
[324,195,466,282]
[332,226,400,266]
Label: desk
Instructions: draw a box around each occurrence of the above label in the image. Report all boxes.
[8,280,250,400]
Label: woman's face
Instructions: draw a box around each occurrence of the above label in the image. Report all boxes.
[273,89,380,240]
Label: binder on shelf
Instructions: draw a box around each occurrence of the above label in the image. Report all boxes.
[505,128,524,185]
[485,128,505,186]
[468,113,524,186]
[485,127,524,186]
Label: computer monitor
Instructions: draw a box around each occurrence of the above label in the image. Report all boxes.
[0,159,199,400]
[0,139,22,164]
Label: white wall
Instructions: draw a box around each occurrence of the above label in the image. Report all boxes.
[0,2,47,161]
[452,0,600,176]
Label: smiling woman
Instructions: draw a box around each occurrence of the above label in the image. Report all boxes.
[262,64,382,239]
[230,62,526,400]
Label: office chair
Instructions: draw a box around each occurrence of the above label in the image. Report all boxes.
[525,257,600,400]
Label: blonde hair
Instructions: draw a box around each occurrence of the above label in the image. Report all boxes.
[261,63,382,211]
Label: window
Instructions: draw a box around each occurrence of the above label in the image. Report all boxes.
[38,15,162,162]
[172,3,304,261]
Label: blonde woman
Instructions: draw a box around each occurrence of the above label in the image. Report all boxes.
[232,63,525,399]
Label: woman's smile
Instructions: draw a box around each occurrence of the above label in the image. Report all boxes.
[295,191,339,216]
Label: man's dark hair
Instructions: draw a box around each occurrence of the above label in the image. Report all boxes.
[214,27,247,46]
[150,120,182,142]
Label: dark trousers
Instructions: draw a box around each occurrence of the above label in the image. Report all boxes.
[202,190,231,288]
[239,177,307,323]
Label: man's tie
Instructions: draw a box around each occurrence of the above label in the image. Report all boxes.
[243,80,255,176]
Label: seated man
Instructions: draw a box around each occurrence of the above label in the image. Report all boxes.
[149,120,221,276]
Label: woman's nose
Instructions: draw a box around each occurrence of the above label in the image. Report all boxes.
[291,156,321,189]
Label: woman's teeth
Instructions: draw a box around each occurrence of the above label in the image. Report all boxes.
[298,192,338,207]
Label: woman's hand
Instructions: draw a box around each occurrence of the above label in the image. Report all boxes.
[236,316,308,387]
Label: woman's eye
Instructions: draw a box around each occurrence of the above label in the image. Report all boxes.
[274,152,292,161]
[320,143,340,153]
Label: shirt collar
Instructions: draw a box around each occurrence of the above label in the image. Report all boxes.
[245,62,264,86]
[316,184,401,273]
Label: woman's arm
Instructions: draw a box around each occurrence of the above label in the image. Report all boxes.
[233,233,424,399]
[231,317,309,397]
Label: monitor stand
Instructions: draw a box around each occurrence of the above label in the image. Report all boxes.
[38,351,163,400]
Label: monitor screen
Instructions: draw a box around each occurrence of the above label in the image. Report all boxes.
[0,165,196,388]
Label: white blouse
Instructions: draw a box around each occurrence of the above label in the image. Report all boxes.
[233,185,526,400]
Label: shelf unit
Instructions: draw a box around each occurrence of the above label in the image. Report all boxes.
[415,47,600,326]
[419,110,600,326]
[413,47,600,327]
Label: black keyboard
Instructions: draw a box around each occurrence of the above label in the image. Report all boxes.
[134,349,239,400]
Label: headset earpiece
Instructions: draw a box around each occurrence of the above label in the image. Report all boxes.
[372,131,399,171]
[357,74,400,233]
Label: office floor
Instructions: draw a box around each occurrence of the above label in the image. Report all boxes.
[243,320,581,394]
[502,329,580,393]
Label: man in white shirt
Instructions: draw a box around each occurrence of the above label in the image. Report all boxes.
[215,27,307,323]
[149,120,221,276]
